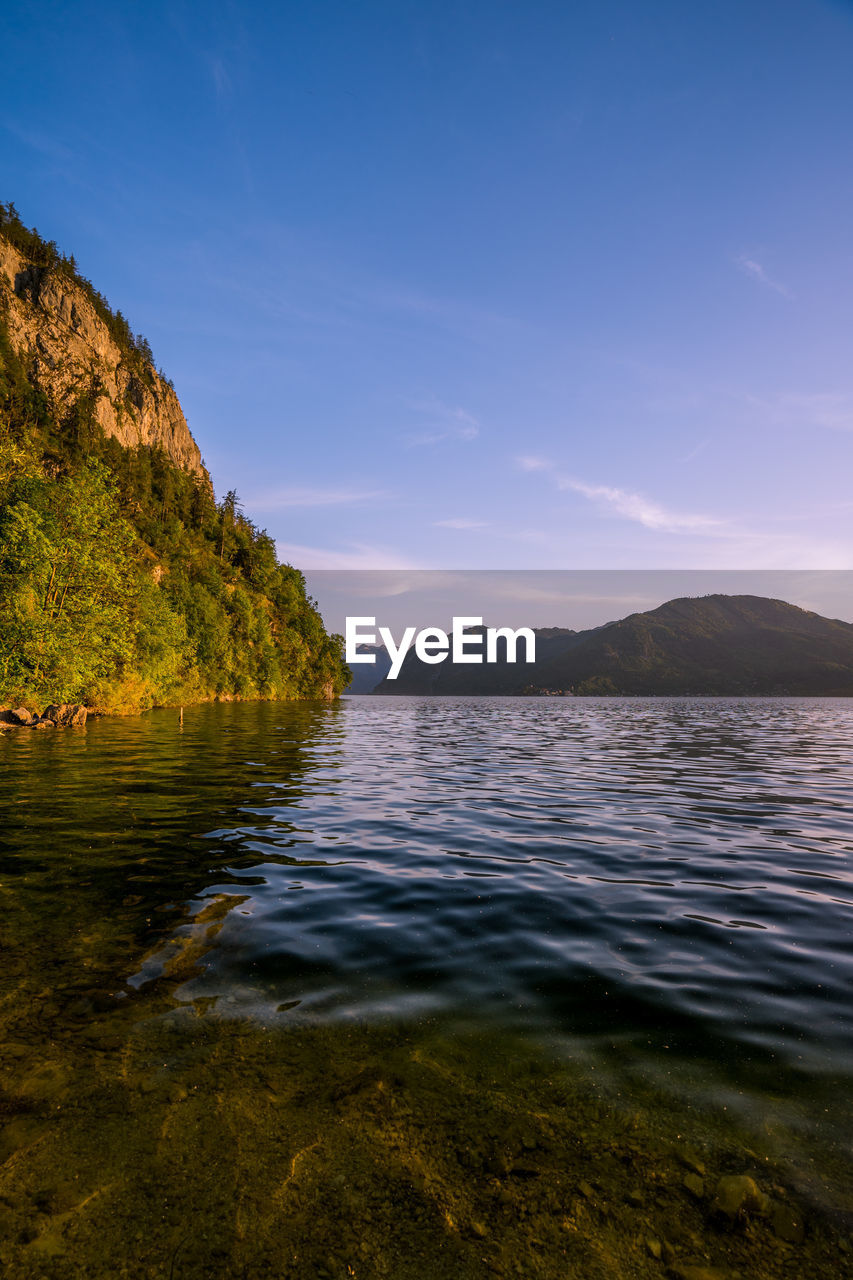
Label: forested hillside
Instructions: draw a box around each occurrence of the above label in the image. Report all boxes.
[376,596,853,696]
[0,203,348,711]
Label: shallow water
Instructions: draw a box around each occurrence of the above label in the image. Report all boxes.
[0,697,851,1277]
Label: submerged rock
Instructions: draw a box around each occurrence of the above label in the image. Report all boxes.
[772,1200,805,1243]
[712,1174,770,1219]
[683,1173,705,1199]
[675,1146,706,1177]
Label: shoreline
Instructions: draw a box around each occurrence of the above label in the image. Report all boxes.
[5,689,853,734]
[0,702,89,731]
[0,689,343,731]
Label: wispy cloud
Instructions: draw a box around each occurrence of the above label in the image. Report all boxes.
[276,541,420,570]
[405,399,480,446]
[736,254,792,298]
[513,456,853,565]
[487,580,657,608]
[207,56,232,99]
[746,391,853,433]
[434,517,489,529]
[245,486,385,509]
[560,478,723,533]
[3,121,76,164]
[515,456,724,534]
[677,438,710,464]
[516,454,552,472]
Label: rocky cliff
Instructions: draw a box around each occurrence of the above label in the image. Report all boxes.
[0,232,208,481]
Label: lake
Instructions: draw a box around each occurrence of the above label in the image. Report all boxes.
[1,696,851,1277]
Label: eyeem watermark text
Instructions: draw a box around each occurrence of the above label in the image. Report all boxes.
[346,617,536,680]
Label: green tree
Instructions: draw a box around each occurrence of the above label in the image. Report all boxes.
[0,438,135,700]
[1,205,349,709]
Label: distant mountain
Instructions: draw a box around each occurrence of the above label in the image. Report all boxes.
[346,644,392,694]
[374,596,853,696]
[374,626,577,695]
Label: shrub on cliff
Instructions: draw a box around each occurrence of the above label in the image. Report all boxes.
[0,430,192,706]
[0,422,347,709]
[0,416,347,709]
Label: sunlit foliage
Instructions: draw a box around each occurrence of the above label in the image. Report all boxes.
[0,210,347,710]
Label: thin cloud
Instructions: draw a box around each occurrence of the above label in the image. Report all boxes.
[276,541,420,570]
[207,56,232,99]
[434,517,489,529]
[245,486,385,509]
[514,456,725,535]
[736,254,792,298]
[405,399,480,446]
[559,480,851,564]
[488,581,657,607]
[677,438,710,464]
[746,391,853,433]
[671,529,853,570]
[516,454,553,472]
[3,121,76,164]
[560,478,724,533]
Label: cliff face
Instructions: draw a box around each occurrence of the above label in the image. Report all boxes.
[0,233,208,481]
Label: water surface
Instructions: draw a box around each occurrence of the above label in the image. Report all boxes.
[1,697,851,1277]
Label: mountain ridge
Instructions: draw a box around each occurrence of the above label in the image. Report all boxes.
[371,595,853,696]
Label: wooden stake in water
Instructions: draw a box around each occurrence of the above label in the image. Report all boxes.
[179,707,183,725]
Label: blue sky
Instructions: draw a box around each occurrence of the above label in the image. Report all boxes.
[3,0,853,570]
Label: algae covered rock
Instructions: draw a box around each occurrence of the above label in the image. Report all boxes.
[772,1200,805,1243]
[712,1174,770,1219]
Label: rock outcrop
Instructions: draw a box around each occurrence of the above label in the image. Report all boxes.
[0,703,88,729]
[41,702,88,727]
[4,706,34,725]
[0,233,209,482]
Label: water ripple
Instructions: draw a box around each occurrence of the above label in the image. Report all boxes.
[152,696,853,1077]
[2,695,852,1082]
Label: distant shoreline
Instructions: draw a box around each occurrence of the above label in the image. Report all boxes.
[353,689,853,698]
